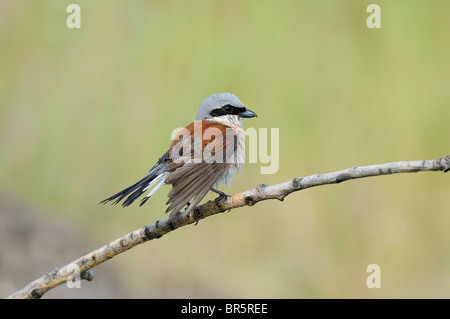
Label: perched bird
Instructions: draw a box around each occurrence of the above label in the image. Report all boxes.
[100,93,257,217]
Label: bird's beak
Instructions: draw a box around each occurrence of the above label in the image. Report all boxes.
[239,108,257,118]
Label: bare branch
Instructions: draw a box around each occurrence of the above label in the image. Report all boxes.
[7,155,449,299]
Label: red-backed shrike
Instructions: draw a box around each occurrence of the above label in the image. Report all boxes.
[100,93,257,217]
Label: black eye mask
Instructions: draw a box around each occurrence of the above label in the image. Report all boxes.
[210,104,246,117]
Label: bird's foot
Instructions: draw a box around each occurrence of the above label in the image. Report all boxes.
[211,188,231,212]
[185,201,199,226]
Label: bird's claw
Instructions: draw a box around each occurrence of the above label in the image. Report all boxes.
[211,189,230,212]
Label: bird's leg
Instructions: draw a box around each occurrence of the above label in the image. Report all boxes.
[210,188,230,212]
[210,188,228,197]
[185,201,199,226]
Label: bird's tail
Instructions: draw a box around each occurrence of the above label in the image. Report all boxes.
[99,167,168,208]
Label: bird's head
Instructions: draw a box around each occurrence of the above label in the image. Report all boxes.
[195,93,257,126]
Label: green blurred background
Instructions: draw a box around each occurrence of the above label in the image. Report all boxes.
[1,0,449,298]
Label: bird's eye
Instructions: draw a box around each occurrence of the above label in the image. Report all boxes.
[223,105,233,112]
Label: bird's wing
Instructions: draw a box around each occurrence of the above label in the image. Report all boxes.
[164,121,236,217]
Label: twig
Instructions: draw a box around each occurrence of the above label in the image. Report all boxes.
[7,155,450,299]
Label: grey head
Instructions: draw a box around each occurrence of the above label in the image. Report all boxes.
[195,93,257,121]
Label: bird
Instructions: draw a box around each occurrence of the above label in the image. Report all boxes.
[100,93,257,218]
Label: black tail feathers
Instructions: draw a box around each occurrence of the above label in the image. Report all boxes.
[99,173,159,208]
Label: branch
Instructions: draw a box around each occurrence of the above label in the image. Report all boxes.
[7,155,450,299]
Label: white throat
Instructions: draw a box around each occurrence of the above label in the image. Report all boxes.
[209,114,244,129]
